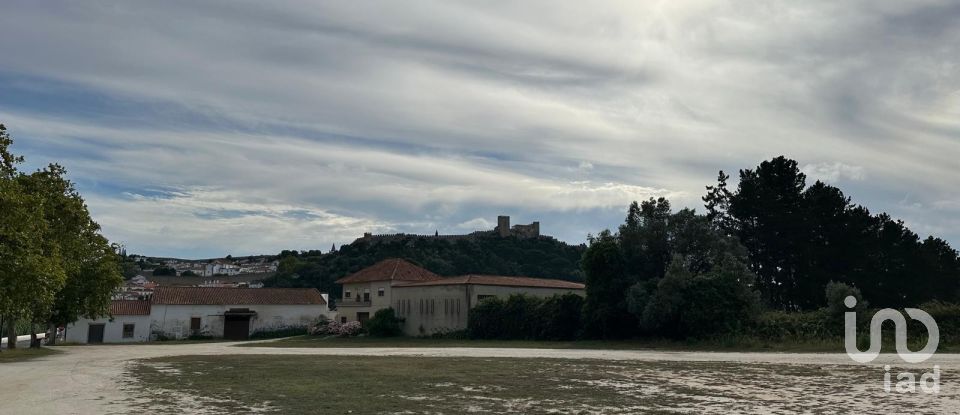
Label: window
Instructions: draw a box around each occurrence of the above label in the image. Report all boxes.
[340,316,347,324]
[444,299,449,315]
[122,324,135,339]
[190,317,201,331]
[345,290,352,298]
[363,289,370,302]
[430,299,435,315]
[378,287,385,297]
[456,299,461,315]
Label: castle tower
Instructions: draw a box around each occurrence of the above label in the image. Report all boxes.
[497,215,511,237]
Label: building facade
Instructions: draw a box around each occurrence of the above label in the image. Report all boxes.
[66,300,153,343]
[335,259,586,336]
[392,275,585,336]
[67,287,332,343]
[335,258,442,324]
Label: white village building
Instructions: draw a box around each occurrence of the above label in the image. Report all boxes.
[67,287,332,343]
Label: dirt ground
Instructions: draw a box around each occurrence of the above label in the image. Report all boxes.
[3,340,959,414]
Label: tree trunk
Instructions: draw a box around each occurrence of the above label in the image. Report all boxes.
[0,316,4,353]
[29,323,39,348]
[5,319,16,350]
[46,323,57,346]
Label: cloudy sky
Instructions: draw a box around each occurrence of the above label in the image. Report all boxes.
[1,1,958,258]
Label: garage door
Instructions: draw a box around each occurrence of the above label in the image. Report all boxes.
[223,315,250,340]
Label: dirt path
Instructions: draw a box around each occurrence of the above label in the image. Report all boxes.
[3,341,959,414]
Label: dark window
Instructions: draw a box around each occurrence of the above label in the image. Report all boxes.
[357,312,370,325]
[345,290,351,298]
[190,317,201,331]
[378,288,385,297]
[122,324,135,338]
[340,316,347,324]
[363,291,370,302]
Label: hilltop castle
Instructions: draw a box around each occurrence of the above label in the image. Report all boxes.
[355,215,541,244]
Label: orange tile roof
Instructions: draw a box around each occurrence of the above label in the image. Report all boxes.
[110,300,151,315]
[396,275,585,290]
[151,287,326,305]
[335,258,443,284]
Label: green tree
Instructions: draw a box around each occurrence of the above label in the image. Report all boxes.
[366,308,404,337]
[581,230,635,339]
[0,124,122,348]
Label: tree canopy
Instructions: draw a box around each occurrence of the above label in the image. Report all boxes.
[705,156,960,310]
[265,235,585,297]
[0,123,123,347]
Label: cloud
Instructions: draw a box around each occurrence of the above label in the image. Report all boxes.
[802,162,867,183]
[1,1,959,255]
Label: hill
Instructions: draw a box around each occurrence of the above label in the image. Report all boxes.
[263,235,586,298]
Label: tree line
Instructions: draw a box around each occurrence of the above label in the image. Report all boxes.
[0,124,123,349]
[579,156,960,339]
[265,234,585,298]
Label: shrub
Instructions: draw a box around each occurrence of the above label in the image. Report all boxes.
[338,321,363,337]
[310,317,361,337]
[366,308,404,337]
[469,293,584,340]
[467,296,507,339]
[825,281,866,316]
[535,293,584,340]
[640,257,761,339]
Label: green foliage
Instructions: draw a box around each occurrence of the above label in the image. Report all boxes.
[181,270,197,277]
[366,308,404,337]
[468,294,584,341]
[640,257,761,339]
[707,156,960,309]
[0,123,122,346]
[152,266,177,276]
[581,231,634,339]
[534,293,584,341]
[586,198,760,340]
[265,234,585,297]
[824,281,865,316]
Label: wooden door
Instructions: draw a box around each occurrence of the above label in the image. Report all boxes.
[87,324,105,344]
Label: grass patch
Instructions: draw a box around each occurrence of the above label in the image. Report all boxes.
[0,347,60,363]
[242,335,849,352]
[127,354,946,414]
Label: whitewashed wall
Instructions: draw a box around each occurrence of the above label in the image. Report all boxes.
[66,314,152,343]
[150,304,331,340]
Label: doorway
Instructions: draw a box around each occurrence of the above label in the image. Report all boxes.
[87,324,105,344]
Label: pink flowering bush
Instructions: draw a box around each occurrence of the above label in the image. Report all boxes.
[310,318,363,337]
[338,321,363,337]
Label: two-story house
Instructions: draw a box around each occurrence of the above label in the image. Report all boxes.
[334,258,442,324]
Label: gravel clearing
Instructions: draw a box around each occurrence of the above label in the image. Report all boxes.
[3,340,959,414]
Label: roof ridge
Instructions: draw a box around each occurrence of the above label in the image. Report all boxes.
[390,258,401,279]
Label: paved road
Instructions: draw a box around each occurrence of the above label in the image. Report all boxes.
[3,341,959,414]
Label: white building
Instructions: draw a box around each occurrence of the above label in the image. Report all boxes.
[66,300,152,343]
[67,287,332,343]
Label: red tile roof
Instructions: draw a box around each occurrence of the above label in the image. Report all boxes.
[335,258,443,284]
[110,300,151,315]
[151,287,327,305]
[396,275,585,290]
